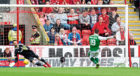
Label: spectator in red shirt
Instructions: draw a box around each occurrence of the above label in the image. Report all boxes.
[54,33,63,46]
[99,8,109,27]
[92,16,110,37]
[42,1,53,14]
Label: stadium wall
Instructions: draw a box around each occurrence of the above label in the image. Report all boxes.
[0,46,140,67]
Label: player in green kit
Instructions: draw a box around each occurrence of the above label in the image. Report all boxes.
[89,29,113,68]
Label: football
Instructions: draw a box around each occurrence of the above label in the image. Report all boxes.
[23,59,29,65]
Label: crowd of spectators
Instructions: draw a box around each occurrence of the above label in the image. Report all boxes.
[29,0,137,46]
[31,0,113,5]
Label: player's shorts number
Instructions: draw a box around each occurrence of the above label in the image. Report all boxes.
[90,39,96,46]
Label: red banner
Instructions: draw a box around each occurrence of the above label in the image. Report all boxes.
[0,59,25,67]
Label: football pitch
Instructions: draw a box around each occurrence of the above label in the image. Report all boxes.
[0,67,139,76]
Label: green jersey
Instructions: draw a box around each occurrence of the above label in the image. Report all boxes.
[89,34,100,51]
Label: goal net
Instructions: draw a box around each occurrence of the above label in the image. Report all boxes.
[0,3,133,67]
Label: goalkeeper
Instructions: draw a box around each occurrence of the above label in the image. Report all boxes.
[89,29,113,68]
[9,40,51,68]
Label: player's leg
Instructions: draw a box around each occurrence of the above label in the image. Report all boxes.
[23,51,48,68]
[89,51,97,64]
[37,57,51,67]
[29,50,51,67]
[29,57,48,68]
[94,50,100,68]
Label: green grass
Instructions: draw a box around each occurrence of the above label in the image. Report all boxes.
[0,67,139,76]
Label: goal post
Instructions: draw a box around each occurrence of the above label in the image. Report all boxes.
[0,4,131,67]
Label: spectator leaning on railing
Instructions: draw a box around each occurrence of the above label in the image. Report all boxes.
[68,27,82,45]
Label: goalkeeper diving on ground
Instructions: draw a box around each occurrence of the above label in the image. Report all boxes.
[89,29,114,68]
[9,40,51,68]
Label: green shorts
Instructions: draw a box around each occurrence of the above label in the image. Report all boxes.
[88,50,100,58]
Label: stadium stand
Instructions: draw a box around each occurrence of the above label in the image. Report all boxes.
[0,0,139,46]
[27,0,140,45]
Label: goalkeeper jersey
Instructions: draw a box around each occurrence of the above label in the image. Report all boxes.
[15,44,30,54]
[89,34,100,51]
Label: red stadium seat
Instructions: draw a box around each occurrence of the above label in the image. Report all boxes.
[82,30,91,38]
[81,30,91,45]
[77,30,81,37]
[100,40,107,46]
[82,30,91,36]
[107,38,116,45]
[82,36,89,45]
[65,30,70,35]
